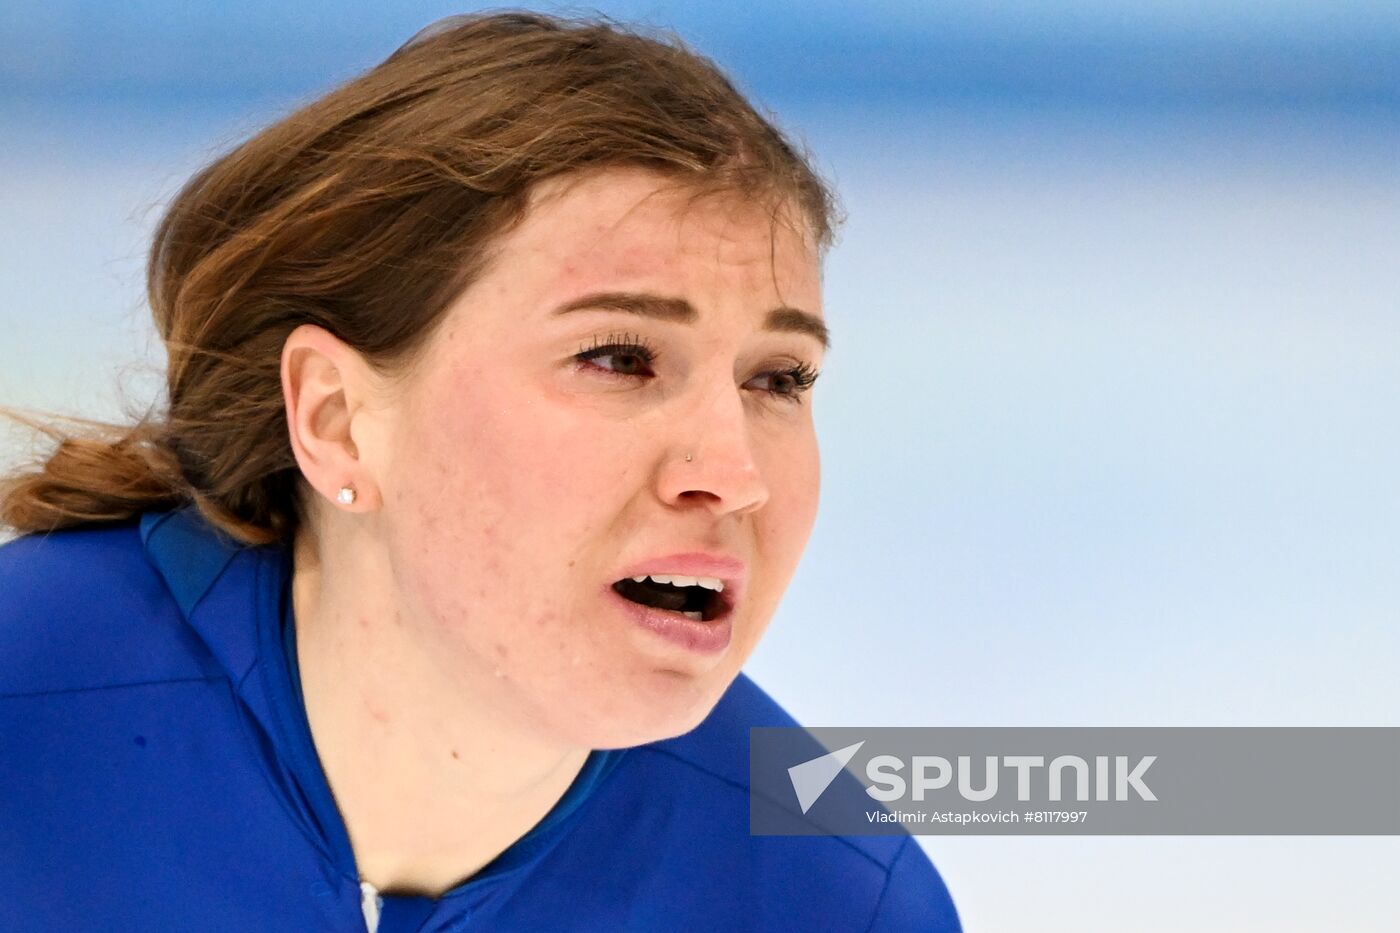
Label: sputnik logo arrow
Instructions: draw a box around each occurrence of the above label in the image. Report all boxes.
[787,741,865,814]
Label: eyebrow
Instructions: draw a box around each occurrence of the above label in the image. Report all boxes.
[550,291,830,350]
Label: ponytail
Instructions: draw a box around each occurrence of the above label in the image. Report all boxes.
[0,406,295,546]
[0,409,186,535]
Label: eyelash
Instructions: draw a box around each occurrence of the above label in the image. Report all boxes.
[574,332,820,404]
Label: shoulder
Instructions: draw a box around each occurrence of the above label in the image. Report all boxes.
[572,673,962,931]
[0,520,215,697]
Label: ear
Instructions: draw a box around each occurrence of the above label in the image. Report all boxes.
[280,323,381,511]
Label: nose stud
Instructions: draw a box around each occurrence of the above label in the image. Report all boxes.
[684,453,693,463]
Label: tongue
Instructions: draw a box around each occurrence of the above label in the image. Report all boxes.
[615,578,689,612]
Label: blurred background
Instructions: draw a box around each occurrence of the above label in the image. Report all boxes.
[3,2,1397,929]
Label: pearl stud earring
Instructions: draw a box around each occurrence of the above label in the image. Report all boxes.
[337,485,357,506]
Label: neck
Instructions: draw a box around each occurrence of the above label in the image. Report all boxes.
[290,517,590,897]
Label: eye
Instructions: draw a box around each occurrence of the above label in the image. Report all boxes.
[574,334,658,379]
[746,361,821,403]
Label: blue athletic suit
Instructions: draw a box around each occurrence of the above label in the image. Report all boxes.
[0,506,961,931]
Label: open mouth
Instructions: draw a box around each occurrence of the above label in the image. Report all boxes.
[611,574,729,622]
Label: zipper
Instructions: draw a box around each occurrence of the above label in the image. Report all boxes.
[360,880,382,933]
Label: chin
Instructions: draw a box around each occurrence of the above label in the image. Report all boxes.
[569,671,731,750]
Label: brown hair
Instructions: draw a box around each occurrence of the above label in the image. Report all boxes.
[0,11,838,547]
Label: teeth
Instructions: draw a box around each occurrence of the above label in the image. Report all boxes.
[681,611,703,620]
[628,573,724,592]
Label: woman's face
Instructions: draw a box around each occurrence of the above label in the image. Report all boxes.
[367,168,825,748]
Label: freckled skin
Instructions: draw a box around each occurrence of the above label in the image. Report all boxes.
[362,168,824,750]
[364,697,390,725]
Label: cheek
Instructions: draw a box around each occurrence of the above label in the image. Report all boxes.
[751,427,821,607]
[390,369,644,596]
[379,373,535,629]
[771,429,821,541]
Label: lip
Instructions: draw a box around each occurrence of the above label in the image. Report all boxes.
[608,551,746,655]
[616,552,747,601]
[605,586,734,655]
